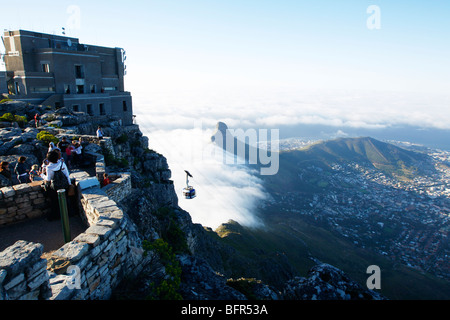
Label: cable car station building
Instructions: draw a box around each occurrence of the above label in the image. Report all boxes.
[1,30,133,125]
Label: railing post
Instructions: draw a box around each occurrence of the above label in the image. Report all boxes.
[57,189,71,243]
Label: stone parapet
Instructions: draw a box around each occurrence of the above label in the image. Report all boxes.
[0,181,49,226]
[0,170,145,300]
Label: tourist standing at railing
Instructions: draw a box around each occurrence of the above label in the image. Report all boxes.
[0,161,12,185]
[97,126,104,140]
[58,137,70,163]
[14,156,29,184]
[65,143,75,169]
[42,151,71,186]
[72,140,83,167]
[42,150,71,221]
[29,164,42,182]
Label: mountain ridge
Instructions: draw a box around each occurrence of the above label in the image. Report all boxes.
[211,122,434,182]
[209,122,450,300]
[295,136,433,177]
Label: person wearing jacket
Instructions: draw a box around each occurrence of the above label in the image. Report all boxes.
[42,151,71,186]
[43,150,71,220]
[14,156,29,184]
[0,161,12,185]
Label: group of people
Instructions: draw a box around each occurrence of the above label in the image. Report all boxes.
[49,136,84,169]
[1,156,36,185]
[0,147,73,220]
[0,130,110,221]
[43,148,73,220]
[0,136,83,186]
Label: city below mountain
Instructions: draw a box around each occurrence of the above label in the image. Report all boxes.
[211,122,450,300]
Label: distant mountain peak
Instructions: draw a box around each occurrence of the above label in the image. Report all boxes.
[299,136,432,175]
[211,121,230,143]
[216,121,229,132]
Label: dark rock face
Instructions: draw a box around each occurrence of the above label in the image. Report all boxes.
[283,263,386,300]
[178,255,246,300]
[0,102,389,301]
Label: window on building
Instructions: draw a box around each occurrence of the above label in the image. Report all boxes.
[64,84,71,94]
[9,37,16,53]
[90,84,96,93]
[76,85,84,94]
[7,79,15,95]
[99,103,105,115]
[32,87,55,93]
[102,87,117,92]
[87,104,93,116]
[41,63,50,73]
[75,65,85,79]
[122,101,127,112]
[73,105,80,112]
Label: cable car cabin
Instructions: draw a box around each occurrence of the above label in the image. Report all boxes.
[183,170,196,199]
[183,186,196,199]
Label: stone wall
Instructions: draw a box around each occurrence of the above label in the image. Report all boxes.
[0,241,50,300]
[45,172,146,300]
[0,127,156,300]
[103,173,132,203]
[0,171,148,300]
[0,182,49,226]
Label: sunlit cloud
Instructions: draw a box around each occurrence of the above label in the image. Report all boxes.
[137,122,267,229]
[134,87,450,131]
[133,86,450,229]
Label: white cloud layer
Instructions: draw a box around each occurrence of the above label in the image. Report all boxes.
[138,125,267,229]
[134,86,450,228]
[134,87,450,132]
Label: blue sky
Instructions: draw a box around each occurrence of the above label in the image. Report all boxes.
[2,1,450,227]
[2,0,450,94]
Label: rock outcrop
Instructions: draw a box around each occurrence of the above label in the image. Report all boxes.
[0,101,387,300]
[283,263,386,300]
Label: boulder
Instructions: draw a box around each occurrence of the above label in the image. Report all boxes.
[6,143,36,156]
[283,263,387,300]
[0,241,44,279]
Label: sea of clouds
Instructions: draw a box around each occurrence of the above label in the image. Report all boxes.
[132,86,450,229]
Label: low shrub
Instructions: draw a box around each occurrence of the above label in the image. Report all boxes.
[0,113,28,127]
[37,130,59,145]
[143,239,183,300]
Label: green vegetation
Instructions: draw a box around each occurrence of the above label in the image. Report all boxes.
[143,239,183,300]
[36,130,58,145]
[120,207,188,300]
[0,112,28,127]
[115,134,129,144]
[304,137,431,179]
[264,137,434,194]
[102,147,129,168]
[0,98,13,104]
[154,207,189,254]
[215,219,243,238]
[226,278,263,300]
[45,114,56,122]
[212,210,450,300]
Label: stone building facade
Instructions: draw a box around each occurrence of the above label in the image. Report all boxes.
[1,30,133,125]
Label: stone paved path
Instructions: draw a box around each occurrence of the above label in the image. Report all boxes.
[0,215,86,253]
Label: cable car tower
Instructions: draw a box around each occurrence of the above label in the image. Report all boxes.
[182,170,196,199]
